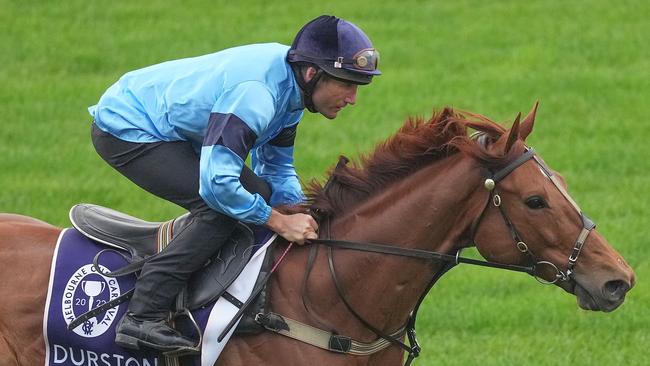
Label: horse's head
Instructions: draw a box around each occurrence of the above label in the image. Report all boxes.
[472,103,635,312]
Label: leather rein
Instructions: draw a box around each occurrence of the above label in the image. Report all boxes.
[300,147,596,365]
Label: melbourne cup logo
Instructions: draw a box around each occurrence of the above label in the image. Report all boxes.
[62,264,121,337]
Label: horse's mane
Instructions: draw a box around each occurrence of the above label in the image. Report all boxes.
[305,107,511,216]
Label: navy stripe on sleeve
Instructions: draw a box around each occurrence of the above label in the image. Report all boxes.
[269,124,297,147]
[203,112,258,160]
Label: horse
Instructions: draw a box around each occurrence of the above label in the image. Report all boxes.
[0,104,635,366]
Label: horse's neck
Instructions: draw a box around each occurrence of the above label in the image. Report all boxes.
[333,154,483,249]
[320,154,485,337]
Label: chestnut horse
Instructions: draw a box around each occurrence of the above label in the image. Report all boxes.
[0,105,635,366]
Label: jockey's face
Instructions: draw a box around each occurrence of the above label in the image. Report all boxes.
[306,68,358,119]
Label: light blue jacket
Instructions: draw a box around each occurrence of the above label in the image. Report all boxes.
[89,43,305,225]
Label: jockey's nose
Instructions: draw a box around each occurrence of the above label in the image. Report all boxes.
[345,86,357,105]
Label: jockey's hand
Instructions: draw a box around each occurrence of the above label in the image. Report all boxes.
[265,209,318,245]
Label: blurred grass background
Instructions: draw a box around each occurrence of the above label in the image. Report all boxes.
[1,0,648,364]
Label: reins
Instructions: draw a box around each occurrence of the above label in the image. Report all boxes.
[309,238,536,274]
[267,146,596,365]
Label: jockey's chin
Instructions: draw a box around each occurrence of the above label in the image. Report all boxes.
[319,105,344,119]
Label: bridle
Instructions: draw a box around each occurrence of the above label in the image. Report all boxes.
[224,145,596,364]
[474,147,596,284]
[304,146,597,365]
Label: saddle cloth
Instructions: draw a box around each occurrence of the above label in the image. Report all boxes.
[43,227,276,366]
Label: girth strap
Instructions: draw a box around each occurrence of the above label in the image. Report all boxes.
[256,312,405,356]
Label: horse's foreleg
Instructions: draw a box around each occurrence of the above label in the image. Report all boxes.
[0,333,19,366]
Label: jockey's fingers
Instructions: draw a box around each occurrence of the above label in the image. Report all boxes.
[294,236,307,245]
[307,216,318,231]
[295,230,317,245]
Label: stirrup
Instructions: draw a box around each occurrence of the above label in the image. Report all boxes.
[115,333,200,355]
[163,345,201,357]
[166,307,202,355]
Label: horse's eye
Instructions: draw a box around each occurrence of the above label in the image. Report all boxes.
[525,196,547,209]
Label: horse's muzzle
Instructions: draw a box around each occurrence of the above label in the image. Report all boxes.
[573,277,633,312]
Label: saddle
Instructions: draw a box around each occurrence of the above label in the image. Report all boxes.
[69,203,270,334]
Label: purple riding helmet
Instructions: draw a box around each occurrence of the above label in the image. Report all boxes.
[287,15,381,112]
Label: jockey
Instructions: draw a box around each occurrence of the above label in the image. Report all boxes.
[88,15,381,353]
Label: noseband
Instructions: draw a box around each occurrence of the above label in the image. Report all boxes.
[476,147,596,284]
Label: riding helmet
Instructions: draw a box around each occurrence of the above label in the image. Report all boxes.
[287,15,381,85]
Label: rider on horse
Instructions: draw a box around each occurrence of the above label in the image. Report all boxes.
[88,15,381,353]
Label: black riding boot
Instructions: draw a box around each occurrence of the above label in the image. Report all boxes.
[115,213,236,352]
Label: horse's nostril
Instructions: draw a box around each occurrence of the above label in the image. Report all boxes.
[603,280,629,299]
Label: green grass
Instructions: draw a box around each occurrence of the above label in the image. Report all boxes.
[1,0,648,365]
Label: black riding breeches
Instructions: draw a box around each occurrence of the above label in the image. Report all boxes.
[91,123,271,319]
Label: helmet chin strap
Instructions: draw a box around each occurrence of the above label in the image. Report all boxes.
[291,64,324,113]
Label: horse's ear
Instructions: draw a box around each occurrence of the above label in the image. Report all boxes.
[520,101,539,141]
[503,113,521,154]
